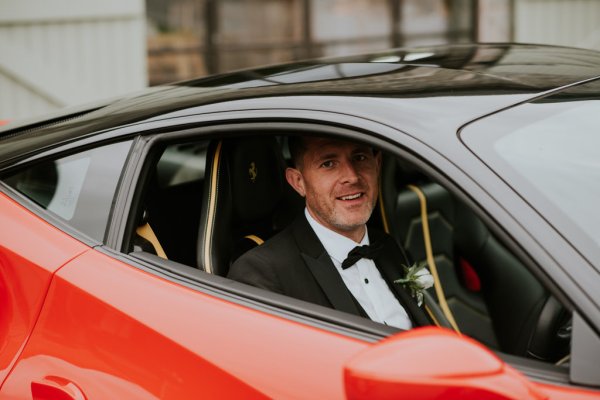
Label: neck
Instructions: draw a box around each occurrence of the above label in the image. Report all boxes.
[343,225,365,243]
[305,208,366,243]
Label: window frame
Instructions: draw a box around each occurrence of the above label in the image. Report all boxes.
[0,137,136,246]
[103,114,592,388]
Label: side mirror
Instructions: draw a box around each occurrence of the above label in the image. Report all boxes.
[344,327,546,400]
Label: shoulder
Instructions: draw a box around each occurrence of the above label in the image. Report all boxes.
[227,224,300,290]
[250,224,299,259]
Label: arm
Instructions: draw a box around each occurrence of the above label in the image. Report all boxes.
[227,249,284,294]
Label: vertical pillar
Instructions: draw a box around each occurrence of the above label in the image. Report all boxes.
[476,0,514,43]
[302,0,313,58]
[205,0,218,74]
[389,0,402,47]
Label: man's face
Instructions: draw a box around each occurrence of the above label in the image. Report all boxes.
[286,137,381,241]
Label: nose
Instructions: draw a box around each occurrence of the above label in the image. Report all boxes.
[339,159,360,184]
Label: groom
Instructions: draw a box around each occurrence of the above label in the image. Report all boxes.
[228,136,431,328]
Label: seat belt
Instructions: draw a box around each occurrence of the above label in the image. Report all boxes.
[378,184,442,328]
[136,223,168,260]
[407,184,461,333]
[202,140,223,274]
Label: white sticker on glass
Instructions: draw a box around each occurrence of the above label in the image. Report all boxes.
[47,157,91,220]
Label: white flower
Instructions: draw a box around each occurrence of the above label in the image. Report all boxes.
[394,261,433,306]
[415,267,434,290]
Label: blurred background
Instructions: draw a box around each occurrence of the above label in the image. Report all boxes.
[1,0,599,120]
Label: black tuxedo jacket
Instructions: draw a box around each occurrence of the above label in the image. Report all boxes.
[228,214,431,327]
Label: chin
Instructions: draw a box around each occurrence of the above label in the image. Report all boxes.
[332,214,371,231]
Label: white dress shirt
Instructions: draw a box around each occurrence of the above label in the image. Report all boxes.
[305,209,413,330]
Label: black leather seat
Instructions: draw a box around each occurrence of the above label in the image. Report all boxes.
[453,203,570,360]
[379,155,499,348]
[196,136,302,276]
[133,164,204,265]
[378,154,571,359]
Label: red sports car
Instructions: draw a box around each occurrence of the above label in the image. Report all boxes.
[1,43,599,399]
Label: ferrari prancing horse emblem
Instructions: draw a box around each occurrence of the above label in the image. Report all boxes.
[249,162,257,183]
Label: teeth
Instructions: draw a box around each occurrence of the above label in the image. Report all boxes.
[341,193,361,200]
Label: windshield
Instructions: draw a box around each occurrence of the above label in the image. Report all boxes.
[461,78,600,265]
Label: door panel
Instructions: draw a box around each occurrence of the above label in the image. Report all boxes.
[0,193,88,385]
[1,249,369,399]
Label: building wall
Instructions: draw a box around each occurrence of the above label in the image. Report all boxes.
[0,0,147,120]
[147,0,475,85]
[514,0,600,51]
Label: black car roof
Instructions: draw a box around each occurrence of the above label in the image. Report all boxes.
[1,43,600,166]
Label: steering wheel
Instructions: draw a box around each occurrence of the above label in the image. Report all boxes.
[527,296,571,363]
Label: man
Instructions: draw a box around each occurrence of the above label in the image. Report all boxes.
[228,136,431,328]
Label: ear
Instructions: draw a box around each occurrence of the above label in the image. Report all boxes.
[285,167,306,197]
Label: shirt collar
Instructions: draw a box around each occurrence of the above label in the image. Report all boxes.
[304,208,370,265]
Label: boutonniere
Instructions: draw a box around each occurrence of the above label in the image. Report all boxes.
[394,262,434,306]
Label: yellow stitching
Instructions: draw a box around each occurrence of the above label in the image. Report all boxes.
[407,184,461,333]
[204,141,222,274]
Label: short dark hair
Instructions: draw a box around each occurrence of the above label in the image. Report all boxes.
[288,135,380,169]
[287,135,307,169]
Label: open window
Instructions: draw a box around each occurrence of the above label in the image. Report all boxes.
[123,125,576,382]
[130,140,209,266]
[126,134,303,271]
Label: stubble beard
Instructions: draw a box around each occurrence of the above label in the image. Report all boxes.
[307,192,376,234]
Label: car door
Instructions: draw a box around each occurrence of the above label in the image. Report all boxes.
[1,248,376,399]
[0,192,87,386]
[0,132,373,399]
[0,140,132,388]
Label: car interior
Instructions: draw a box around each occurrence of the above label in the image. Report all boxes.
[128,132,572,366]
[133,142,207,266]
[196,136,304,276]
[377,154,571,362]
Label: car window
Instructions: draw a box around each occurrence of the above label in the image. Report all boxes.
[2,140,132,242]
[125,129,577,384]
[460,79,600,266]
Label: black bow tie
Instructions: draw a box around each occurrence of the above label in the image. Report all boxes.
[341,241,384,269]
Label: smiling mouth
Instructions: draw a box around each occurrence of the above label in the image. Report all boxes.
[338,193,363,201]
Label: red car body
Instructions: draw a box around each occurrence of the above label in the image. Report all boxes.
[2,180,599,399]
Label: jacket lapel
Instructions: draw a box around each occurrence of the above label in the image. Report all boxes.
[372,232,432,326]
[292,215,363,316]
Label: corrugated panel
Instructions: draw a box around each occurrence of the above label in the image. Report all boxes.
[0,1,146,121]
[515,0,600,51]
[0,74,56,120]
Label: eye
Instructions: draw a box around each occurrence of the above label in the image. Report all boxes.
[353,153,368,162]
[320,160,335,168]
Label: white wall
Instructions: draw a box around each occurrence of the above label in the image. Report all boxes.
[477,0,513,42]
[0,0,147,120]
[514,0,600,51]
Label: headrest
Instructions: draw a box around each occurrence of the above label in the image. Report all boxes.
[226,136,285,223]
